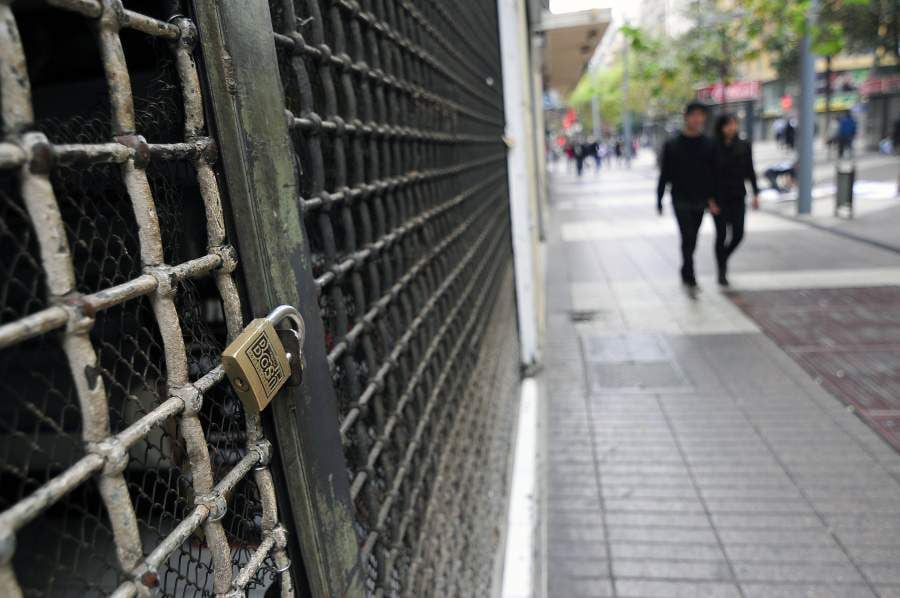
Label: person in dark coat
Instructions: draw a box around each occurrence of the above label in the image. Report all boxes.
[573,139,586,176]
[836,112,857,158]
[587,139,602,172]
[783,119,796,149]
[709,113,759,287]
[657,101,715,291]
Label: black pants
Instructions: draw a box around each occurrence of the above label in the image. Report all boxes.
[673,206,704,283]
[713,202,745,275]
[837,137,853,158]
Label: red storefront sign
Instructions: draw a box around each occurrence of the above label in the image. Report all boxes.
[697,80,761,104]
[859,75,900,97]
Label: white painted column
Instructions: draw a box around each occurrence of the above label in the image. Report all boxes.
[498,0,543,369]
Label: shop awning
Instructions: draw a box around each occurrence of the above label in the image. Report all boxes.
[537,9,612,98]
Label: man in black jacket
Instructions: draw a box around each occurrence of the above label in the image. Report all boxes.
[657,101,715,290]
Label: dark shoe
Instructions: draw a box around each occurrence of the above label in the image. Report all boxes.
[683,279,700,299]
[682,274,698,289]
[717,266,729,287]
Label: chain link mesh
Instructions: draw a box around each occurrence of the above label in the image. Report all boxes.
[266,0,518,594]
[0,1,292,596]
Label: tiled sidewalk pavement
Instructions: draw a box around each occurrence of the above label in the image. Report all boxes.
[539,155,900,598]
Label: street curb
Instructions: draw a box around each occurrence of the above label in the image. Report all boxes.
[499,377,540,598]
[760,206,900,255]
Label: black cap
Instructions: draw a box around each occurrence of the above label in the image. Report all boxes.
[684,100,709,115]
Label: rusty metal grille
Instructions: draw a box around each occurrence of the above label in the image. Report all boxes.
[266,0,517,594]
[0,1,294,596]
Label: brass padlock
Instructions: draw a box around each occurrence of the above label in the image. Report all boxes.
[222,305,305,413]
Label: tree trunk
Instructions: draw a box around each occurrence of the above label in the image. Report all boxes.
[824,55,832,156]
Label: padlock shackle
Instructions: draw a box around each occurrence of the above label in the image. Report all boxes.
[266,305,306,342]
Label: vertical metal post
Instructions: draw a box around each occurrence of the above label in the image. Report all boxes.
[797,0,817,214]
[192,2,363,595]
[591,94,601,139]
[622,28,632,167]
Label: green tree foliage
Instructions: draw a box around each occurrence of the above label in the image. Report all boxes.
[836,0,898,68]
[568,0,895,127]
[569,64,623,127]
[742,0,889,79]
[679,0,758,85]
[568,27,694,128]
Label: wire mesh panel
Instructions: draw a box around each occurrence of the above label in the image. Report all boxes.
[0,1,294,596]
[265,0,518,595]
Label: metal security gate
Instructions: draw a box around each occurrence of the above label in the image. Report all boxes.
[0,0,519,596]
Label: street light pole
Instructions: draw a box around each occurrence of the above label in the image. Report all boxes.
[797,0,817,215]
[622,28,632,167]
[591,94,601,139]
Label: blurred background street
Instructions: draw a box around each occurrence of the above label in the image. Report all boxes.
[539,149,900,597]
[515,1,900,595]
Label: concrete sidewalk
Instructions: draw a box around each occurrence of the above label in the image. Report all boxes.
[539,152,900,598]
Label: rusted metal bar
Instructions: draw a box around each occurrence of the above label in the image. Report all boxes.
[0,250,235,348]
[120,9,179,39]
[287,111,500,143]
[0,306,69,349]
[0,1,33,135]
[46,0,102,18]
[0,142,25,167]
[0,453,105,533]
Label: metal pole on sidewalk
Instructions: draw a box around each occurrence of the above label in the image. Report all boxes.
[591,94,601,139]
[797,0,817,215]
[622,28,632,167]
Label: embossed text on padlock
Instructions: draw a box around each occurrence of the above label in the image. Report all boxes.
[222,306,305,413]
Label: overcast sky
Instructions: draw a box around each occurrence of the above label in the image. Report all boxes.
[549,0,640,20]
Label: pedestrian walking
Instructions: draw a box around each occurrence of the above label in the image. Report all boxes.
[709,113,760,287]
[772,117,786,148]
[573,139,586,177]
[784,119,796,150]
[588,138,602,172]
[614,139,623,165]
[564,140,575,173]
[836,112,857,158]
[657,101,715,292]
